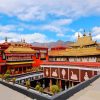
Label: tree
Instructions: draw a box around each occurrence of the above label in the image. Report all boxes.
[35,84,40,91]
[26,80,31,89]
[4,74,10,82]
[50,85,60,95]
[12,77,16,84]
[39,87,44,93]
[6,70,10,74]
[0,74,2,78]
[0,74,4,81]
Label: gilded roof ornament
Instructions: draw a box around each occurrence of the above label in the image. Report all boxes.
[83,29,86,36]
[5,37,8,42]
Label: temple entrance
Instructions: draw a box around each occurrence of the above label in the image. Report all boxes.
[61,80,65,90]
[1,65,7,74]
[44,78,50,87]
[30,79,43,88]
[52,78,57,85]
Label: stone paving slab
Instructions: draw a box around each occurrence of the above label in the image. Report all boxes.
[68,77,100,100]
[0,83,33,100]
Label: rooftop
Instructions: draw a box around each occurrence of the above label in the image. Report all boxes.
[49,47,100,56]
[5,45,36,54]
[42,61,100,67]
[71,34,96,47]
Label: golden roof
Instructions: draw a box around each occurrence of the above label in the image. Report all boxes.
[49,47,100,56]
[71,35,96,47]
[5,45,35,53]
[7,61,34,65]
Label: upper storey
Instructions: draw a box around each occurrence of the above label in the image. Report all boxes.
[70,33,97,48]
[5,42,35,54]
[49,33,100,57]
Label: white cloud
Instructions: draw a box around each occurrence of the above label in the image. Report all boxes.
[92,26,100,41]
[0,0,100,21]
[0,32,53,43]
[51,19,73,26]
[74,32,83,38]
[17,6,46,21]
[70,32,83,41]
[92,26,100,35]
[41,18,72,37]
[93,34,100,41]
[0,25,16,32]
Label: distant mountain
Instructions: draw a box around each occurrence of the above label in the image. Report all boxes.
[31,40,74,48]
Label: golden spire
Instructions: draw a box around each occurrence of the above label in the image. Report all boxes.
[5,37,8,42]
[78,33,80,38]
[23,39,25,43]
[89,31,91,36]
[21,38,22,42]
[83,29,86,36]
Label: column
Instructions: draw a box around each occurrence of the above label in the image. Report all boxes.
[65,81,67,90]
[22,67,24,73]
[68,81,71,88]
[50,79,52,87]
[72,81,74,87]
[59,80,62,89]
[18,67,20,74]
[0,66,1,74]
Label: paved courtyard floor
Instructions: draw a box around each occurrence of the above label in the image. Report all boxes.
[68,77,100,100]
[0,83,34,100]
[1,77,100,100]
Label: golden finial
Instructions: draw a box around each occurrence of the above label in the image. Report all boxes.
[21,38,22,42]
[5,37,8,42]
[78,33,80,38]
[83,29,86,36]
[89,31,91,36]
[23,39,25,43]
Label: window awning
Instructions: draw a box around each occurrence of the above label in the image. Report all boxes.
[7,61,35,65]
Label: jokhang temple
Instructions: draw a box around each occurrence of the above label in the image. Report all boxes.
[41,33,100,88]
[0,33,100,89]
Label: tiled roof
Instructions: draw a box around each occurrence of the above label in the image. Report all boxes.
[71,35,96,47]
[6,61,34,65]
[49,47,100,56]
[5,46,36,53]
[42,61,100,67]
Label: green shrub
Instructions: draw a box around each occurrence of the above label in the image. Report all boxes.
[0,74,2,78]
[6,70,10,74]
[12,77,16,84]
[39,87,44,93]
[4,74,10,80]
[35,84,40,91]
[50,85,60,95]
[26,80,30,89]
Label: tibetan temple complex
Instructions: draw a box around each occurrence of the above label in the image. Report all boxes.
[0,33,100,91]
[0,32,100,100]
[41,33,100,88]
[0,38,48,74]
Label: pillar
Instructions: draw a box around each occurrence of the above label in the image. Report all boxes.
[18,67,20,74]
[68,81,71,88]
[22,67,23,73]
[59,80,62,89]
[0,66,1,74]
[50,79,52,87]
[65,80,67,90]
[72,81,74,87]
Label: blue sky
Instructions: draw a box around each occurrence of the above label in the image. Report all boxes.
[0,0,100,43]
